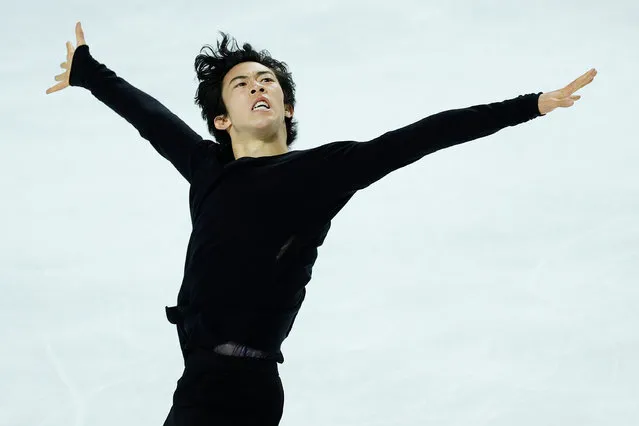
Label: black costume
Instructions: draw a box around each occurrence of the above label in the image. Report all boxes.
[69,44,544,425]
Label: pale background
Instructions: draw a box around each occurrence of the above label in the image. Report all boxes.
[1,0,637,425]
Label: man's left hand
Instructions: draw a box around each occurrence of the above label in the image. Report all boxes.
[538,68,597,115]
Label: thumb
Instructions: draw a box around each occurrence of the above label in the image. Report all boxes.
[75,21,86,46]
[559,98,576,108]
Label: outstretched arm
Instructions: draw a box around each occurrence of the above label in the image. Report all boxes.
[317,68,597,196]
[46,22,213,183]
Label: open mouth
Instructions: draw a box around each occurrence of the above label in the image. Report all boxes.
[252,100,271,111]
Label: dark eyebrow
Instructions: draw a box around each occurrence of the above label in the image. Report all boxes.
[228,70,275,87]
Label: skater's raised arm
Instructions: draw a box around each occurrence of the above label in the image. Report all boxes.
[46,22,211,183]
[317,68,597,196]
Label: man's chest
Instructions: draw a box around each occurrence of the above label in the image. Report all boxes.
[192,162,319,233]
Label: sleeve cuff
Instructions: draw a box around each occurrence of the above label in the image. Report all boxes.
[68,44,94,88]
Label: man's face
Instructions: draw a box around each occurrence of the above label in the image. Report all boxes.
[214,61,293,139]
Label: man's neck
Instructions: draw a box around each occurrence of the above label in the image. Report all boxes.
[231,135,288,160]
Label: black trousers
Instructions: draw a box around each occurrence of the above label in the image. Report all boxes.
[163,348,284,426]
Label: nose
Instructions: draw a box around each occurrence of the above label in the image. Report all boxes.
[250,78,267,94]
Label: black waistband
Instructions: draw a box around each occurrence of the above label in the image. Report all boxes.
[185,347,280,375]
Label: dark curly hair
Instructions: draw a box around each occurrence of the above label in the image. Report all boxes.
[194,32,298,163]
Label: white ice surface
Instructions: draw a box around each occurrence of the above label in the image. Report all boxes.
[1,0,638,425]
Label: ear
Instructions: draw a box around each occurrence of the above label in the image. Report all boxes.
[214,114,231,131]
[284,104,294,119]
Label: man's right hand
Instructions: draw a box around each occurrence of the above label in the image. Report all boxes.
[46,21,87,95]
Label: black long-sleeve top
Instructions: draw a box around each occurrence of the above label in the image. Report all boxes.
[69,44,544,364]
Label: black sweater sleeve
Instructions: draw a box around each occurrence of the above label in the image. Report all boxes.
[318,92,544,195]
[69,45,211,182]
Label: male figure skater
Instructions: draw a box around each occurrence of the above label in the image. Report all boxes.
[46,21,597,426]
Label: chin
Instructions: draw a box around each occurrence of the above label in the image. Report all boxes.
[251,116,281,129]
[249,123,281,137]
